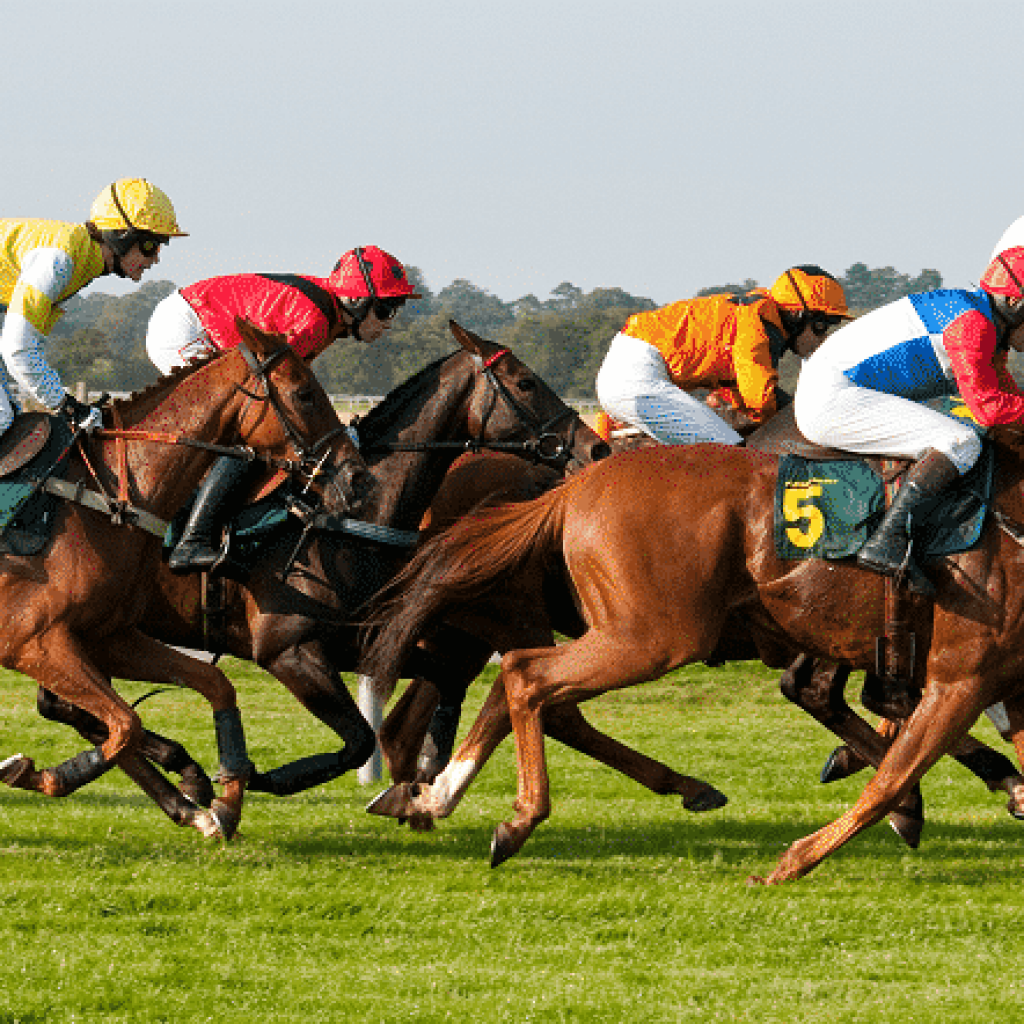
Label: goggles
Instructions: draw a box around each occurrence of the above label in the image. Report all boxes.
[372,297,405,321]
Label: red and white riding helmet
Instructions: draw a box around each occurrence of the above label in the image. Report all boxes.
[327,246,420,300]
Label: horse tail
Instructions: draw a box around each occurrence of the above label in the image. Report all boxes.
[360,486,569,696]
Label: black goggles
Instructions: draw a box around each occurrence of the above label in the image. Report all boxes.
[132,231,169,257]
[372,298,405,321]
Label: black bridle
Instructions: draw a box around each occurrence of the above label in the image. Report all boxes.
[228,343,355,506]
[367,348,581,471]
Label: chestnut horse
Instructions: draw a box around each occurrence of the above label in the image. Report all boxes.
[21,322,611,822]
[0,319,362,838]
[361,436,1024,882]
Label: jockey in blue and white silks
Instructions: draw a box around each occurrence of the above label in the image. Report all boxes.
[795,247,1024,595]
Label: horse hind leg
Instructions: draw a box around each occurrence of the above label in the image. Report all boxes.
[542,703,727,811]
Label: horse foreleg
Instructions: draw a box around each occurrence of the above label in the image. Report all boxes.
[35,687,215,806]
[780,657,926,846]
[755,681,988,884]
[542,703,727,811]
[244,640,375,797]
[93,630,248,839]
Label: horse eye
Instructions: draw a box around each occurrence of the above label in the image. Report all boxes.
[296,386,317,406]
[516,377,537,393]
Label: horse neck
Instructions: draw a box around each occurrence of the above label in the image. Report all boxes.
[357,353,482,532]
[95,360,243,518]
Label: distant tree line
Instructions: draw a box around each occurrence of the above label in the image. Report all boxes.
[46,262,953,400]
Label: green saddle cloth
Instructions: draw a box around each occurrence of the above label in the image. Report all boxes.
[774,396,995,563]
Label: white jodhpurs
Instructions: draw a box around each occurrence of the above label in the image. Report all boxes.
[794,359,982,475]
[595,332,743,446]
[146,291,218,375]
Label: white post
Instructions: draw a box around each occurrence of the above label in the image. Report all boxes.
[357,675,383,784]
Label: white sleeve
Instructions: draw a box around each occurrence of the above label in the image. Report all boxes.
[0,247,72,409]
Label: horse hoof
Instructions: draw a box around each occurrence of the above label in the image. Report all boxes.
[889,811,922,849]
[0,754,34,789]
[407,812,436,833]
[490,821,529,868]
[210,799,241,841]
[683,788,728,813]
[366,783,416,819]
[819,746,866,784]
[193,810,225,838]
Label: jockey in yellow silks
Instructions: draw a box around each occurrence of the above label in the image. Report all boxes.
[0,178,186,436]
[595,266,852,445]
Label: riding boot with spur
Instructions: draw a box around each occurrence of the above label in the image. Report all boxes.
[856,448,960,598]
[168,455,254,574]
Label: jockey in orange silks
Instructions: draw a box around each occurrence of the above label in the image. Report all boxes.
[596,266,851,445]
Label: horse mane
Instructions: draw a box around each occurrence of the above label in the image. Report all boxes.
[354,350,460,448]
[111,353,222,412]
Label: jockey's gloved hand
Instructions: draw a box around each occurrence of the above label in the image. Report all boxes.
[58,393,103,433]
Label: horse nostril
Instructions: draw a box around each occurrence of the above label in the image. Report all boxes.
[591,441,612,461]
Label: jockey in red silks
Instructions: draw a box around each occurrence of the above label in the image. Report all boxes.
[0,178,186,437]
[795,233,1024,596]
[147,246,420,573]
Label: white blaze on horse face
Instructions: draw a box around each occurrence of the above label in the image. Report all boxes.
[428,757,477,816]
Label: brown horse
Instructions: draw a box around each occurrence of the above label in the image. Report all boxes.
[0,319,362,838]
[374,409,1024,844]
[361,436,1024,882]
[21,322,611,822]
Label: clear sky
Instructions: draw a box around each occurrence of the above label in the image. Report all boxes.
[6,0,1021,305]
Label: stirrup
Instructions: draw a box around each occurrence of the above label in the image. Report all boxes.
[168,535,230,575]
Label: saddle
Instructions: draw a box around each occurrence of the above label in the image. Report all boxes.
[0,412,76,556]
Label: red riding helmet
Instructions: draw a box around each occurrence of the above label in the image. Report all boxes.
[981,246,1024,299]
[327,246,420,300]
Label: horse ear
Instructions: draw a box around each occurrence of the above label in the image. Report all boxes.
[234,316,282,357]
[448,319,502,361]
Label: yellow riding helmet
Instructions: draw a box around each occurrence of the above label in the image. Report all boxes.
[88,178,187,238]
[769,265,852,319]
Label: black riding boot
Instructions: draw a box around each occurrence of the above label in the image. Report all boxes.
[856,448,960,597]
[168,456,254,574]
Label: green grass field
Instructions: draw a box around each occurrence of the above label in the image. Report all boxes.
[0,658,1021,1023]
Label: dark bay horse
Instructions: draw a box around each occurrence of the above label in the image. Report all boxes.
[361,436,1024,882]
[21,321,610,823]
[0,320,362,838]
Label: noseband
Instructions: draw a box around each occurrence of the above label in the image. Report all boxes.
[233,344,354,502]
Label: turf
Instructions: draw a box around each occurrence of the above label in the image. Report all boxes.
[0,658,1021,1023]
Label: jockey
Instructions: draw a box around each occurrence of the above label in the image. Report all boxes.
[152,245,420,573]
[0,178,185,437]
[595,266,852,445]
[794,239,1024,596]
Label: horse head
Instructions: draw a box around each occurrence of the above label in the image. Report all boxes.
[447,320,611,472]
[228,318,371,513]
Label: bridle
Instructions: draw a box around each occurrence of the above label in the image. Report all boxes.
[85,341,357,519]
[369,348,582,472]
[230,344,354,505]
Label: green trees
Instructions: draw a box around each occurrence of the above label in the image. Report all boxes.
[40,263,950,400]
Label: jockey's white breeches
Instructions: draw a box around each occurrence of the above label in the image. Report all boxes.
[794,358,982,475]
[595,332,743,446]
[146,291,218,375]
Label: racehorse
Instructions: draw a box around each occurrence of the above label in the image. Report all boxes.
[372,419,1024,842]
[18,321,611,824]
[0,319,362,838]
[360,434,1024,882]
